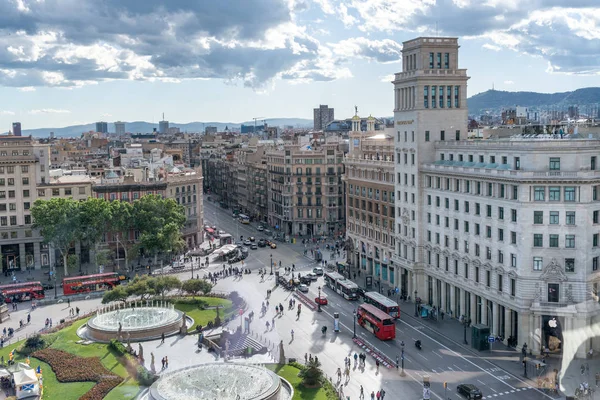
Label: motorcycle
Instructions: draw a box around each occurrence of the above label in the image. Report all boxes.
[415,340,422,350]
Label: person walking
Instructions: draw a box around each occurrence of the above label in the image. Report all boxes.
[380,389,386,399]
[161,357,165,369]
[375,359,380,372]
[161,332,165,344]
[370,391,375,400]
[359,385,364,400]
[290,329,294,341]
[354,353,358,365]
[376,390,381,400]
[165,356,168,368]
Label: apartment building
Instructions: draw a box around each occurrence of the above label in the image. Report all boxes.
[344,117,396,289]
[267,139,345,237]
[0,136,51,273]
[166,169,204,248]
[393,36,600,358]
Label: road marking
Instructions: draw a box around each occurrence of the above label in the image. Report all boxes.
[400,320,518,391]
[477,379,486,385]
[453,364,464,372]
[418,353,428,361]
[403,370,444,400]
[490,387,497,393]
[434,351,443,358]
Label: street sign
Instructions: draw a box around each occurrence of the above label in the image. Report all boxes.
[488,336,495,343]
[395,287,399,293]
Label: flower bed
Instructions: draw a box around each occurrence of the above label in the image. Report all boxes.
[32,348,123,399]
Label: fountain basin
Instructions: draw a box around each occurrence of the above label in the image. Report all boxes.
[148,363,292,400]
[80,304,189,342]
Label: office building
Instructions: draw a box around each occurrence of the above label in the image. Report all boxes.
[313,105,335,131]
[345,117,396,289]
[0,136,51,273]
[392,36,600,358]
[95,122,108,134]
[159,120,169,134]
[12,122,21,137]
[114,121,126,135]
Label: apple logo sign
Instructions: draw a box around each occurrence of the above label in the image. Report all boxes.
[548,318,558,328]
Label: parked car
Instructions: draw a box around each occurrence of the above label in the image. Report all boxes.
[243,240,252,246]
[312,267,324,276]
[264,229,272,236]
[42,282,55,290]
[257,226,264,231]
[248,236,255,242]
[297,284,309,293]
[299,275,312,284]
[315,296,328,306]
[269,242,277,249]
[250,244,258,250]
[258,239,267,247]
[457,384,483,399]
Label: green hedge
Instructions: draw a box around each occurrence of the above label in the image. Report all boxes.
[108,340,127,357]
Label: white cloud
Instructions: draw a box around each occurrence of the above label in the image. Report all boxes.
[19,86,35,92]
[504,80,514,85]
[380,74,395,83]
[332,38,403,63]
[0,110,15,115]
[100,113,112,117]
[482,43,501,51]
[29,109,71,114]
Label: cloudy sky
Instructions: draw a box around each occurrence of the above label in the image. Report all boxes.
[0,0,599,130]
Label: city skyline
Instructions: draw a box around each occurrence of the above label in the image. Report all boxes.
[0,0,599,129]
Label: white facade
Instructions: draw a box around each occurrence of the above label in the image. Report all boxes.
[393,36,600,360]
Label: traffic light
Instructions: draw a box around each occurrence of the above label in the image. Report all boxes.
[443,382,448,389]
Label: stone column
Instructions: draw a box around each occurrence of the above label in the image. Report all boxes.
[470,293,476,323]
[532,315,542,355]
[450,285,456,316]
[460,289,466,319]
[504,307,511,342]
[440,280,446,312]
[19,242,26,271]
[34,242,41,270]
[492,301,499,336]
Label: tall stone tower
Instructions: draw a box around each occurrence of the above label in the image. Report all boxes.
[392,37,469,298]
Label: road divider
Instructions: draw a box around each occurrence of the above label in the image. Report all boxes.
[352,337,395,369]
[293,291,317,311]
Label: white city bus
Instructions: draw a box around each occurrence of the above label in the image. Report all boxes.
[324,271,359,300]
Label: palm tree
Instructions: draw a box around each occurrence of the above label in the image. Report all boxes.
[299,358,323,386]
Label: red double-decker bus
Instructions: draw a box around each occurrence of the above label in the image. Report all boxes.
[62,272,123,296]
[357,303,396,341]
[363,291,400,319]
[0,282,45,303]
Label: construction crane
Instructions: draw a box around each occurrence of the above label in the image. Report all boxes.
[253,117,265,134]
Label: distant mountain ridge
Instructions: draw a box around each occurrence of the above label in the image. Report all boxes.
[5,118,313,138]
[467,87,600,115]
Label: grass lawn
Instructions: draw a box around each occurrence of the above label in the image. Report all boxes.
[174,297,234,331]
[267,364,335,400]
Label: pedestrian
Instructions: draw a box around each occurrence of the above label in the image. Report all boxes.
[161,332,165,344]
[360,385,364,400]
[380,389,386,399]
[67,298,70,307]
[370,391,375,400]
[76,307,80,316]
[376,390,381,400]
[271,318,275,328]
[161,357,165,369]
[165,356,168,368]
[376,359,380,372]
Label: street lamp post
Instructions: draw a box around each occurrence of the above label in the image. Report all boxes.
[270,254,273,275]
[352,309,356,338]
[463,319,468,345]
[191,256,195,280]
[414,290,418,317]
[478,301,493,351]
[318,286,322,312]
[400,341,405,376]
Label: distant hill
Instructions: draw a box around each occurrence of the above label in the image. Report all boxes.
[6,118,313,138]
[467,87,600,115]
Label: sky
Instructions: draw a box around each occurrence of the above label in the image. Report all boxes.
[0,0,599,130]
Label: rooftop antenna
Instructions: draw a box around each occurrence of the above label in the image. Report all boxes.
[492,82,495,90]
[162,112,164,121]
[435,21,438,37]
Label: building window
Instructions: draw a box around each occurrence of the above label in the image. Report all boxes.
[534,234,543,247]
[549,157,561,171]
[498,274,503,292]
[454,85,460,108]
[511,253,517,267]
[475,267,480,283]
[498,250,504,264]
[486,270,491,287]
[549,211,559,225]
[514,157,520,170]
[511,279,516,296]
[565,258,575,273]
[534,211,543,224]
[52,188,60,196]
[455,130,460,140]
[429,52,434,69]
[511,209,517,222]
[594,257,599,271]
[534,187,545,201]
[564,187,576,202]
[439,86,444,108]
[511,231,517,244]
[594,210,599,224]
[566,211,576,225]
[565,235,575,248]
[592,156,597,171]
[533,257,543,271]
[440,130,445,141]
[498,229,504,241]
[436,52,441,68]
[431,86,436,108]
[549,187,560,201]
[548,283,559,303]
[549,234,559,248]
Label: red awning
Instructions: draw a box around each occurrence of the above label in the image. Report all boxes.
[205,228,215,234]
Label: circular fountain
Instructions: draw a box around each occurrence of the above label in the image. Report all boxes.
[147,363,293,400]
[79,301,190,342]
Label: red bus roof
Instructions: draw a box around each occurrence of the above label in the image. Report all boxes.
[63,272,119,283]
[0,281,42,289]
[359,303,393,321]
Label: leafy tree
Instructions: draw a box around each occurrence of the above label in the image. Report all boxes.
[109,200,138,271]
[133,195,186,264]
[150,276,182,299]
[31,198,80,276]
[95,249,112,270]
[182,279,212,296]
[78,198,112,269]
[127,276,155,300]
[67,253,79,273]
[299,358,323,386]
[102,286,129,304]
